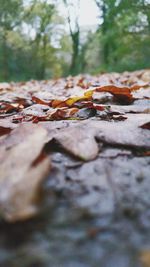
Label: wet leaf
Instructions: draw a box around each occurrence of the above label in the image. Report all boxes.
[76,108,97,119]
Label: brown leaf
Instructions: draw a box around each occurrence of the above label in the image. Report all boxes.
[96,85,134,104]
[0,102,22,115]
[0,120,17,138]
[111,115,127,121]
[32,95,51,106]
[140,122,150,130]
[49,107,79,120]
[140,250,150,267]
[0,124,50,222]
[0,126,12,137]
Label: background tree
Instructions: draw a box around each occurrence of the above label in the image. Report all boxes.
[0,0,150,81]
[63,0,81,75]
[95,0,150,71]
[0,0,23,80]
[24,0,57,79]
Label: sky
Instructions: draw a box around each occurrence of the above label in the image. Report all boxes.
[58,0,99,28]
[79,0,99,27]
[23,0,100,40]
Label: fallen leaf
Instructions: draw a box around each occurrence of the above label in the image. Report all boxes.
[48,107,79,120]
[54,125,99,160]
[140,122,150,130]
[88,114,150,149]
[140,250,150,267]
[0,126,12,137]
[32,95,51,106]
[76,108,97,119]
[0,102,21,115]
[0,124,50,222]
[96,85,134,104]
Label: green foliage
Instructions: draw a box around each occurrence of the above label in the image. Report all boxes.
[95,0,150,72]
[0,0,149,81]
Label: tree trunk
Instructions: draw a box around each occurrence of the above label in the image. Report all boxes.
[40,35,47,80]
[70,31,80,75]
[2,32,9,80]
[101,4,110,65]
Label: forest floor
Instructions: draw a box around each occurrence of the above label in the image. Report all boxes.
[0,70,150,267]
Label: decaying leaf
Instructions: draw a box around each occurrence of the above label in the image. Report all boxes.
[0,124,50,222]
[140,122,150,130]
[0,126,12,137]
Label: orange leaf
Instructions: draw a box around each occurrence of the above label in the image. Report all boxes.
[96,85,134,103]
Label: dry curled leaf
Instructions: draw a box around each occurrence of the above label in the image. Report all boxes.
[96,85,134,103]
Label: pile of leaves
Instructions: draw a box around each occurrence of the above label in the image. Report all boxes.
[0,69,150,222]
[0,69,150,124]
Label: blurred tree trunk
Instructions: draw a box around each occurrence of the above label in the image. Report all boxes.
[79,33,93,72]
[63,0,80,76]
[70,30,80,75]
[101,2,109,65]
[40,35,47,79]
[2,32,9,80]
